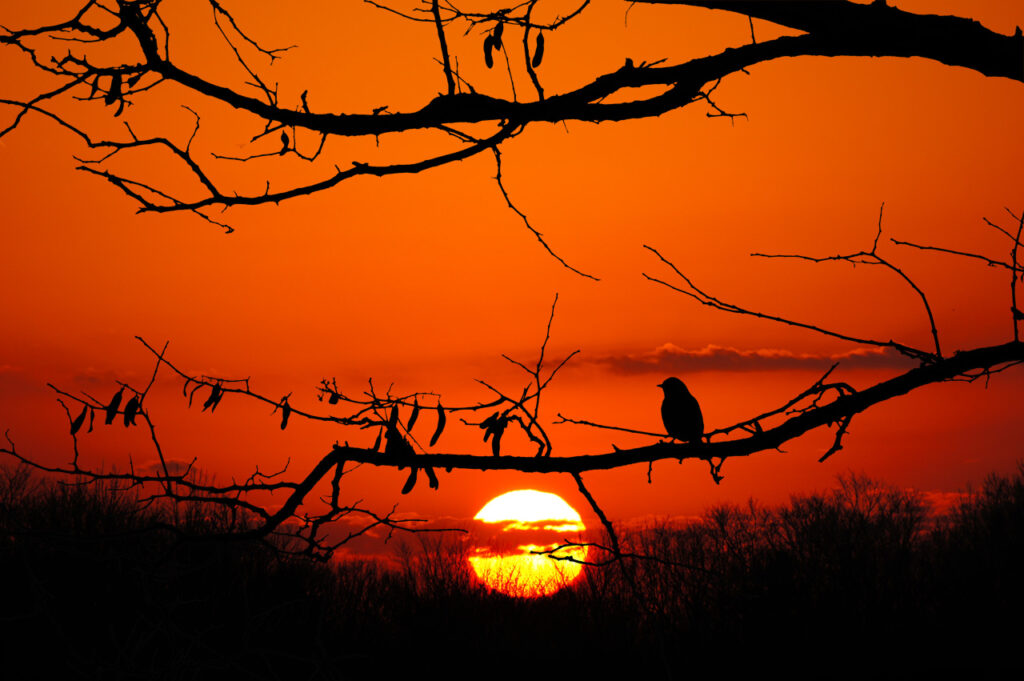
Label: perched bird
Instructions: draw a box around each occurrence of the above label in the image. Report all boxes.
[658,377,703,444]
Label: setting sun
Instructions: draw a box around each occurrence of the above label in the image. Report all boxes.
[469,490,588,598]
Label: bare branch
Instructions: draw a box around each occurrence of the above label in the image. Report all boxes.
[431,0,456,96]
[750,204,943,358]
[643,243,934,362]
[492,147,599,280]
[890,239,1013,271]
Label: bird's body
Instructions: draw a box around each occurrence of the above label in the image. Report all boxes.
[658,377,703,444]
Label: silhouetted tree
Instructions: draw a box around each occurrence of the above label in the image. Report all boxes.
[2,1,1023,558]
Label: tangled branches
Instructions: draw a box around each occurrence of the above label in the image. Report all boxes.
[2,1,1022,272]
[5,208,1024,561]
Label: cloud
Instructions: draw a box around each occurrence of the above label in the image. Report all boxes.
[70,367,135,387]
[137,458,199,477]
[588,343,915,374]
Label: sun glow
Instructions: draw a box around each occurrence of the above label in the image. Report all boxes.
[469,490,588,598]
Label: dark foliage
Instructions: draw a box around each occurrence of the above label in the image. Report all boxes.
[2,465,1022,678]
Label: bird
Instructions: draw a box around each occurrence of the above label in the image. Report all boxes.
[658,377,703,444]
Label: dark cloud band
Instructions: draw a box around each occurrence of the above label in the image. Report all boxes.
[590,343,914,374]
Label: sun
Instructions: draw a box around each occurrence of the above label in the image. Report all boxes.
[468,490,588,598]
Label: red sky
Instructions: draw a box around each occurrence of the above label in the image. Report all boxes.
[2,1,1023,555]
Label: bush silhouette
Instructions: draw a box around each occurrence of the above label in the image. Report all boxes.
[3,464,1022,676]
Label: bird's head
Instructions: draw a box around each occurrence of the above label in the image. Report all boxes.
[657,377,689,394]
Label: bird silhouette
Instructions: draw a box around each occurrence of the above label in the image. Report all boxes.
[658,377,703,444]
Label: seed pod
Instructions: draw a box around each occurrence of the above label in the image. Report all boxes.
[408,398,420,432]
[480,411,500,437]
[483,34,495,69]
[491,427,504,457]
[104,73,122,106]
[424,466,439,490]
[401,467,418,494]
[70,404,88,435]
[532,31,545,68]
[104,387,124,425]
[187,381,205,407]
[123,395,140,427]
[328,391,340,405]
[280,400,291,430]
[202,384,222,412]
[429,402,446,447]
[487,415,508,456]
[280,131,289,155]
[492,21,504,48]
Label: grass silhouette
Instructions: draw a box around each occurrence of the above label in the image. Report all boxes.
[2,465,1022,677]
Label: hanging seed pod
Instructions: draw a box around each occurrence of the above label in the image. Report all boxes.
[408,398,420,432]
[70,404,88,435]
[429,402,446,446]
[401,467,418,494]
[104,73,122,106]
[202,384,222,412]
[532,31,545,68]
[485,415,509,456]
[187,381,205,407]
[480,411,500,436]
[280,399,291,430]
[424,466,439,490]
[483,34,495,68]
[104,387,124,425]
[123,395,140,427]
[491,425,504,457]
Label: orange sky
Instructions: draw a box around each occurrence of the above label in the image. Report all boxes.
[2,1,1023,554]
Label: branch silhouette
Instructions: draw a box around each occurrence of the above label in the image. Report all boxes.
[6,208,1024,560]
[2,0,1022,269]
